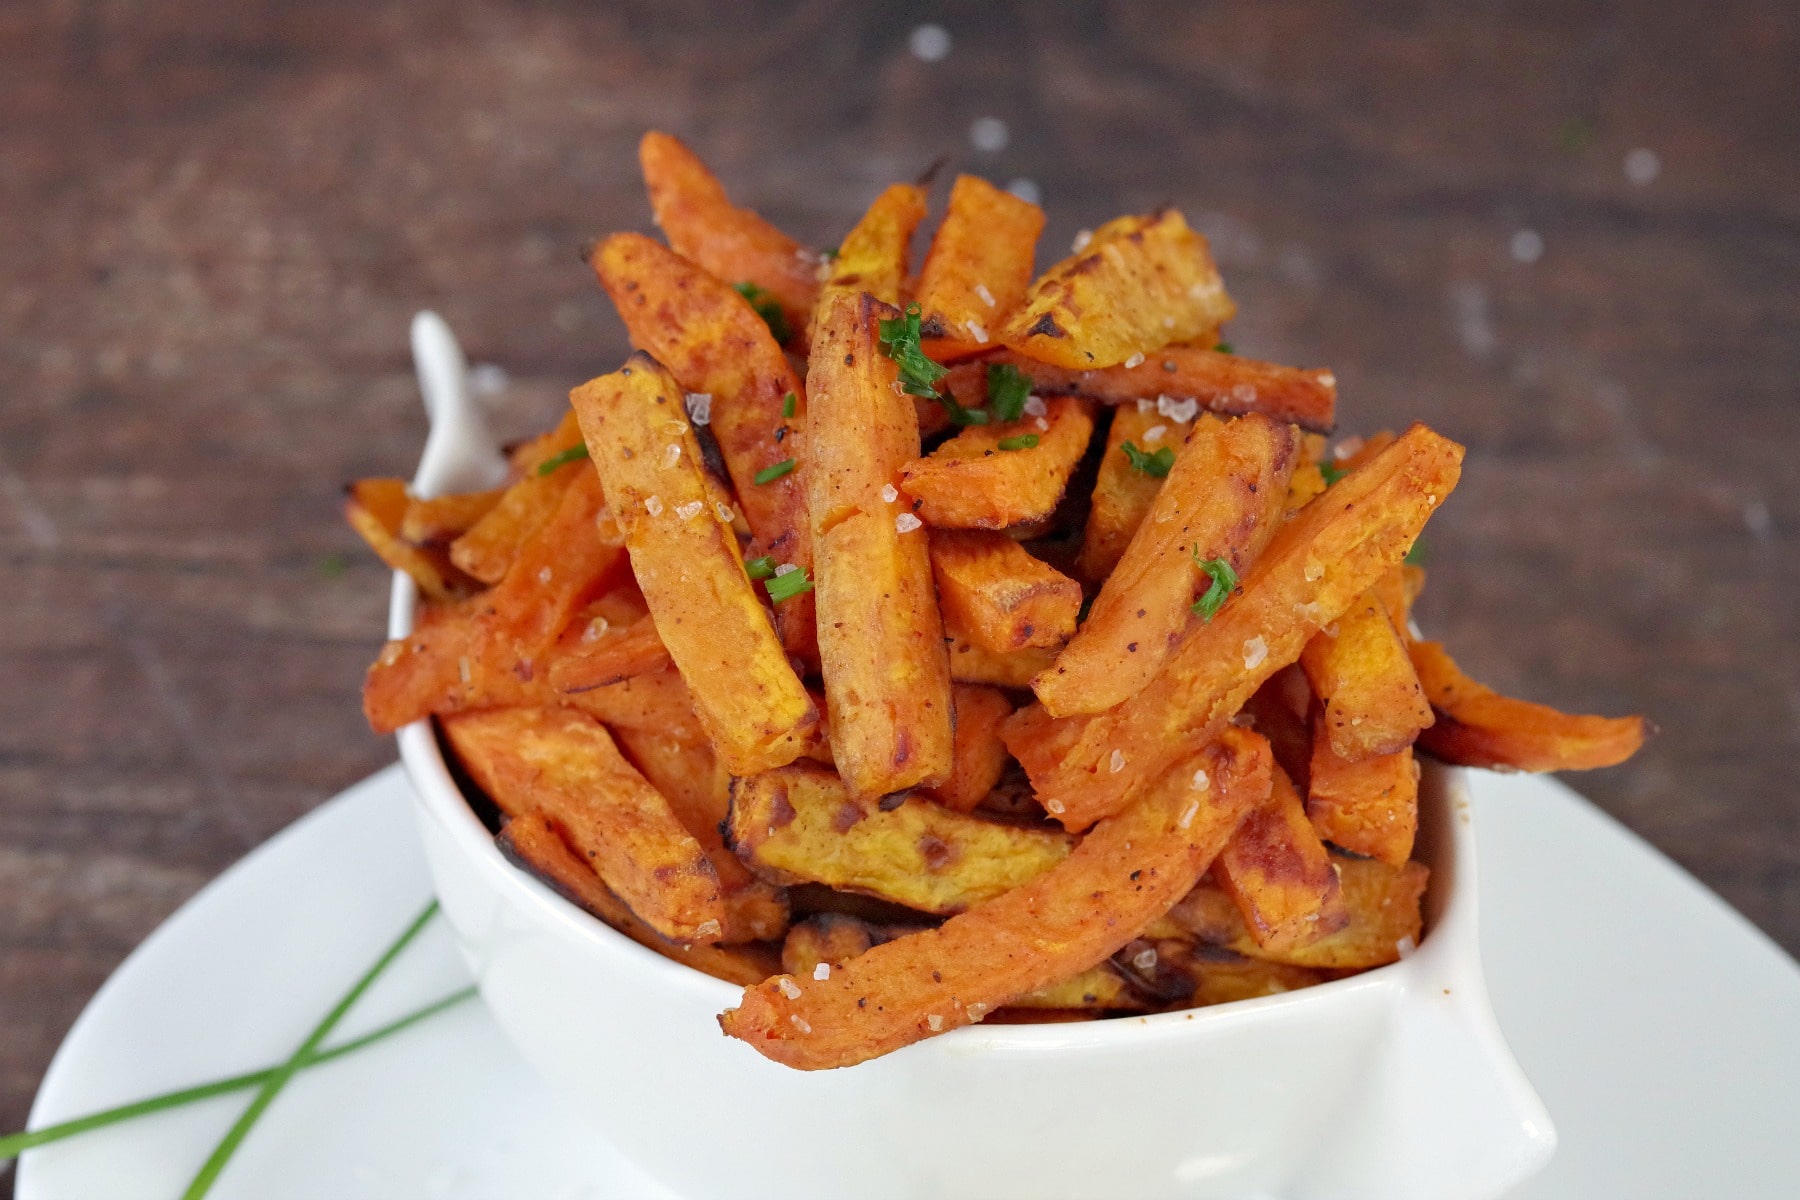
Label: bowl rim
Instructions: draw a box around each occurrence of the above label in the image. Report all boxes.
[389,570,1469,1053]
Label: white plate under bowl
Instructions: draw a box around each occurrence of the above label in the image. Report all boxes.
[17,766,1800,1199]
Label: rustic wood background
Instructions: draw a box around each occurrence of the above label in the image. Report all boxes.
[2,0,1795,1164]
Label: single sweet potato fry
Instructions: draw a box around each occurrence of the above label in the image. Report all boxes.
[728,763,1073,915]
[400,486,504,546]
[616,728,789,944]
[1410,640,1647,771]
[591,232,817,661]
[561,667,707,742]
[1299,586,1434,761]
[498,811,778,986]
[922,684,1015,813]
[344,478,473,601]
[999,210,1235,369]
[449,411,586,584]
[718,728,1272,1069]
[943,628,1058,688]
[1008,423,1464,830]
[1034,413,1297,717]
[1215,765,1349,953]
[1307,723,1419,867]
[444,708,726,944]
[546,613,672,693]
[1072,406,1193,583]
[821,183,928,310]
[916,174,1045,360]
[804,290,955,797]
[929,530,1081,652]
[993,344,1336,435]
[898,396,1095,529]
[1167,857,1429,970]
[639,131,819,342]
[572,354,817,776]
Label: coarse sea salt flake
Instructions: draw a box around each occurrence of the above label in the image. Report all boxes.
[967,1003,990,1022]
[1023,394,1046,417]
[774,562,799,577]
[777,977,803,1000]
[1395,936,1417,959]
[582,617,610,642]
[1033,416,1049,431]
[684,393,712,425]
[1191,768,1209,790]
[926,1014,944,1031]
[813,963,831,981]
[1178,799,1201,829]
[1143,424,1168,444]
[1136,398,1154,413]
[880,483,899,503]
[1044,797,1066,814]
[1071,229,1093,253]
[644,495,664,516]
[715,502,735,523]
[1303,560,1324,582]
[1156,394,1199,422]
[1109,749,1126,774]
[790,1014,812,1033]
[694,919,721,939]
[896,513,923,533]
[1123,351,1145,369]
[1231,383,1257,404]
[1132,947,1159,971]
[975,283,996,308]
[966,319,988,342]
[675,500,704,521]
[1242,636,1268,670]
[537,566,553,584]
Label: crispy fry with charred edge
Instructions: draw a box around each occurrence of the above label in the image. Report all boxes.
[727,763,1073,916]
[1073,407,1193,583]
[449,411,586,584]
[1000,210,1234,369]
[591,232,818,662]
[1308,723,1419,867]
[615,728,789,943]
[916,175,1045,360]
[1006,424,1464,831]
[1166,856,1429,970]
[400,487,504,546]
[1410,641,1647,771]
[923,684,1015,813]
[781,914,1148,1012]
[805,291,955,797]
[1035,414,1297,717]
[444,708,726,944]
[1156,941,1330,1007]
[943,628,1058,687]
[821,184,928,310]
[571,354,817,776]
[639,131,819,342]
[498,811,778,985]
[929,530,1081,652]
[1215,765,1348,953]
[1299,587,1433,761]
[898,396,1095,529]
[344,478,474,601]
[979,346,1335,436]
[717,729,1272,1070]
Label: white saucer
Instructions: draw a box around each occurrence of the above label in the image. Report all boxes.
[18,766,1800,1199]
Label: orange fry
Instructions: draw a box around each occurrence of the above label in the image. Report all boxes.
[1215,766,1349,953]
[916,175,1045,360]
[929,529,1081,652]
[898,396,1095,529]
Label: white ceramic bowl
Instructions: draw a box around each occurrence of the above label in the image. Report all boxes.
[392,313,1555,1200]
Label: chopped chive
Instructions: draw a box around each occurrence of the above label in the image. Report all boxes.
[997,434,1040,451]
[1318,458,1348,486]
[877,302,950,400]
[1404,539,1428,566]
[937,387,988,426]
[537,444,589,476]
[765,566,814,603]
[744,555,777,581]
[1189,551,1238,622]
[1120,440,1176,478]
[754,458,796,485]
[985,363,1032,423]
[1214,341,1235,354]
[821,245,839,259]
[733,282,792,344]
[781,391,797,418]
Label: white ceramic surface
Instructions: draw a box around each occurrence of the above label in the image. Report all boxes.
[22,766,1800,1199]
[386,316,1550,1199]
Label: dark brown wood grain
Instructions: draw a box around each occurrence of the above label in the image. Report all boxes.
[1,0,1796,1171]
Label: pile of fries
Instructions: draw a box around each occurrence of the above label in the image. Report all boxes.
[350,133,1646,1070]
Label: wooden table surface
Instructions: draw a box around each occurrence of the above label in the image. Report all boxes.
[3,0,1796,1161]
